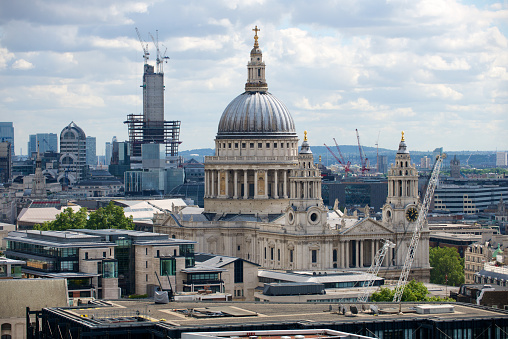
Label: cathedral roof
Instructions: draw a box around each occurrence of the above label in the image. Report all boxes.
[217,91,296,139]
[216,26,296,139]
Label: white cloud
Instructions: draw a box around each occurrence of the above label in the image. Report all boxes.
[12,59,34,70]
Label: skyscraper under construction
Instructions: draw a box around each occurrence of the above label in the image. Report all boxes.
[125,30,181,168]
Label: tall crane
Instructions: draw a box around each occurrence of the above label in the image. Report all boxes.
[149,30,170,73]
[392,153,445,303]
[356,129,369,175]
[324,142,351,176]
[358,239,395,303]
[135,27,150,65]
[333,138,352,176]
[375,131,380,173]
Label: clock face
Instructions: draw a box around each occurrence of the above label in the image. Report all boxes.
[406,207,419,222]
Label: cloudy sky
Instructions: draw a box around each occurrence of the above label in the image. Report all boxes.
[0,0,506,155]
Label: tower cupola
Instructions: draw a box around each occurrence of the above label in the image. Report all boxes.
[245,26,268,92]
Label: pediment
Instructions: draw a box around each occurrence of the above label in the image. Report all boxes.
[341,218,393,236]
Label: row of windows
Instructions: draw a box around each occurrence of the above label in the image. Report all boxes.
[219,142,295,150]
[7,241,78,258]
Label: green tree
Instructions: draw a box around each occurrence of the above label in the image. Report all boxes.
[86,201,134,230]
[34,202,134,231]
[370,280,454,302]
[34,207,88,231]
[429,246,465,286]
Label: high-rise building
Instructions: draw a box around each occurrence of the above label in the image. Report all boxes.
[105,136,116,166]
[378,155,388,174]
[497,152,508,167]
[86,136,97,166]
[58,122,87,184]
[0,122,14,155]
[450,155,461,178]
[420,156,431,169]
[28,133,58,156]
[0,141,12,183]
[125,33,181,167]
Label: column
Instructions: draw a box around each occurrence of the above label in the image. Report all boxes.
[273,170,278,199]
[217,171,221,197]
[345,241,349,268]
[339,241,344,268]
[371,240,375,267]
[254,170,258,198]
[345,240,350,268]
[204,170,208,198]
[211,170,215,197]
[359,240,364,267]
[233,170,238,199]
[225,170,229,198]
[244,170,248,199]
[283,171,288,198]
[265,170,268,197]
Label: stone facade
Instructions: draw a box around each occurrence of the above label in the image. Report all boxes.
[153,29,430,282]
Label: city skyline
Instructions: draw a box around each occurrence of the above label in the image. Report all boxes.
[0,0,506,155]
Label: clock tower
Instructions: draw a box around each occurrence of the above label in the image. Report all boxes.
[382,132,420,231]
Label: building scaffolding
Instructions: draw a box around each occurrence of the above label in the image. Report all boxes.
[124,113,181,158]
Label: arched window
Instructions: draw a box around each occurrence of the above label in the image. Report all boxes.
[333,249,337,262]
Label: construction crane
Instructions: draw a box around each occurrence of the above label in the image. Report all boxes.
[392,153,446,303]
[135,27,150,65]
[358,239,395,303]
[149,30,170,73]
[375,131,380,173]
[356,129,370,174]
[324,141,351,177]
[333,138,352,176]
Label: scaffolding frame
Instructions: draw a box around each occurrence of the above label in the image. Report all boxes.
[124,113,181,158]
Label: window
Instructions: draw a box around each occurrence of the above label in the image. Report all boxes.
[258,143,262,148]
[281,143,284,148]
[290,250,294,262]
[278,249,280,261]
[160,258,176,276]
[312,250,317,263]
[237,245,241,251]
[85,252,88,260]
[145,261,148,268]
[145,248,148,255]
[146,274,148,282]
[258,69,261,76]
[271,247,274,260]
[103,252,106,258]
[234,260,244,283]
[264,247,267,259]
[228,143,232,148]
[242,143,246,148]
[274,143,277,148]
[235,143,239,148]
[333,249,337,262]
[157,250,160,257]
[250,143,254,148]
[266,143,270,148]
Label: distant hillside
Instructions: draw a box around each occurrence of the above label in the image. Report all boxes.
[179,146,497,168]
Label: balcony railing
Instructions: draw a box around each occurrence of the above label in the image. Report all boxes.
[183,279,223,285]
[205,155,298,163]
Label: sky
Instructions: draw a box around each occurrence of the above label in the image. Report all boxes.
[0,0,507,156]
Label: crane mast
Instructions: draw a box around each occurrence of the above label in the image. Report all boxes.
[392,154,445,303]
[356,129,369,174]
[135,27,150,65]
[358,239,395,303]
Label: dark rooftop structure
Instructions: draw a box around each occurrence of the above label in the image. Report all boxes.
[30,300,508,339]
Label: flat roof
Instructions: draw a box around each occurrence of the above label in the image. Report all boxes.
[47,300,508,330]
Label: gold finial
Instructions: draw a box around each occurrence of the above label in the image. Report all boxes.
[304,130,308,142]
[252,25,260,47]
[401,131,405,142]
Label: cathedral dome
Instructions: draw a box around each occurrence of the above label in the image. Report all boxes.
[217,91,296,139]
[216,26,296,140]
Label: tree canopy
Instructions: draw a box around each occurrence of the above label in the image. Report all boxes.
[370,280,454,302]
[34,201,134,231]
[429,246,465,286]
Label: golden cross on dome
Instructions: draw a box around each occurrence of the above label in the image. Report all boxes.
[304,130,308,142]
[253,26,260,47]
[401,131,405,142]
